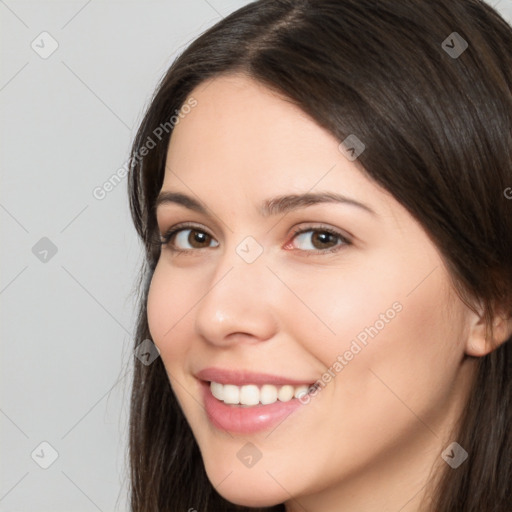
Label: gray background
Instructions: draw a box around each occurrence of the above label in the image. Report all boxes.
[1,1,511,510]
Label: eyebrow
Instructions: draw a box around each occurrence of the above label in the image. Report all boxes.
[155,191,376,217]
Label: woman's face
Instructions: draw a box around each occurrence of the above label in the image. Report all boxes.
[147,74,477,510]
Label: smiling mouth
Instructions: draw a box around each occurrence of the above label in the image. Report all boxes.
[209,381,313,406]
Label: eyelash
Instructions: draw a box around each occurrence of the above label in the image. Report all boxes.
[158,222,352,256]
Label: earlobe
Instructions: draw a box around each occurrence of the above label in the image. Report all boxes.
[465,308,512,357]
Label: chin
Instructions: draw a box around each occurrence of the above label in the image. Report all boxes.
[215,485,285,509]
[203,460,289,508]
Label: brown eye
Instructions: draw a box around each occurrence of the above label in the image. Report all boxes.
[161,226,219,251]
[292,228,348,251]
[310,231,339,250]
[186,229,211,248]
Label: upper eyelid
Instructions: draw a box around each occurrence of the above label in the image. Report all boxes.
[160,222,351,248]
[159,222,347,237]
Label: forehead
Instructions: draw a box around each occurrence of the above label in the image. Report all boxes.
[160,74,411,229]
[167,73,334,163]
[164,75,365,191]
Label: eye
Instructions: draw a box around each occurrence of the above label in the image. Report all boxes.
[159,223,351,255]
[286,226,351,254]
[160,223,219,252]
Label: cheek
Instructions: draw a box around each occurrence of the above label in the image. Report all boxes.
[286,254,466,415]
[327,266,466,434]
[146,263,195,365]
[275,259,405,367]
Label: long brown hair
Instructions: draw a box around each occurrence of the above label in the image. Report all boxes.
[127,1,512,510]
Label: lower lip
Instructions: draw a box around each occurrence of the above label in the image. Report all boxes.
[201,381,308,434]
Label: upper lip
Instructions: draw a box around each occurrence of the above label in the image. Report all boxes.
[196,367,314,387]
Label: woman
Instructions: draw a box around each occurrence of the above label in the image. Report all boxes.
[127,0,512,510]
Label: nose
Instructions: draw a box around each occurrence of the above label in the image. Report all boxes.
[194,245,279,347]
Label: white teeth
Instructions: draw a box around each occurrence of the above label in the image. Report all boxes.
[294,386,309,399]
[260,384,278,405]
[209,381,312,406]
[239,384,260,406]
[210,381,224,401]
[223,384,240,404]
[277,385,294,402]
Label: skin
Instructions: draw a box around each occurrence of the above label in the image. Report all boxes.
[147,74,510,511]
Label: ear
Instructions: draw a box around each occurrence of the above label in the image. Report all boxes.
[465,304,512,357]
